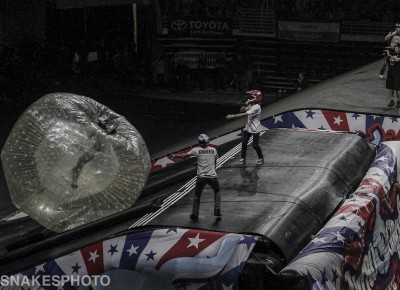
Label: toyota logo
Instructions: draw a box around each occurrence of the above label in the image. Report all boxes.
[171,20,187,31]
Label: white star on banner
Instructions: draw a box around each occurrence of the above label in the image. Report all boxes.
[187,233,205,249]
[370,181,379,188]
[333,231,346,244]
[127,244,139,257]
[333,116,343,126]
[376,156,388,162]
[273,115,283,124]
[154,157,175,168]
[312,237,326,244]
[35,263,45,274]
[89,250,100,263]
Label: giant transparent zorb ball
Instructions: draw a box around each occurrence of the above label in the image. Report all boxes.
[1,93,151,232]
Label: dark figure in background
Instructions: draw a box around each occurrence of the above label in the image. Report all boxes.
[386,43,400,107]
[170,134,221,221]
[197,54,208,91]
[76,39,89,74]
[153,55,167,90]
[144,54,154,91]
[213,53,227,91]
[295,72,308,91]
[97,38,110,71]
[71,116,117,188]
[226,90,264,165]
[174,59,190,92]
[378,23,400,79]
[230,54,247,92]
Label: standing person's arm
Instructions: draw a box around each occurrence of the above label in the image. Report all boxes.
[385,31,396,41]
[226,112,248,119]
[390,55,400,63]
[170,148,195,159]
[226,104,252,119]
[170,152,189,158]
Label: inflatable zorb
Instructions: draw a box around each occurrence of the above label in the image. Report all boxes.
[1,93,151,232]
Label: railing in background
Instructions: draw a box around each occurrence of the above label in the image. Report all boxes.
[166,51,233,69]
[340,21,393,42]
[233,8,276,37]
[341,21,393,36]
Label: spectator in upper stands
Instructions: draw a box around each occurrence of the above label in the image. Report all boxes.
[382,7,394,23]
[378,23,400,79]
[98,38,111,71]
[386,43,400,107]
[75,39,89,74]
[251,62,264,88]
[182,4,191,16]
[197,54,208,91]
[230,54,247,92]
[153,55,167,90]
[295,72,308,91]
[213,53,228,91]
[174,58,190,92]
[192,2,202,16]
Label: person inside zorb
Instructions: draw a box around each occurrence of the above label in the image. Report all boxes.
[71,115,117,188]
[1,93,151,232]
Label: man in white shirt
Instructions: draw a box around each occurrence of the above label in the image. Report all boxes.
[171,134,221,221]
[226,90,264,165]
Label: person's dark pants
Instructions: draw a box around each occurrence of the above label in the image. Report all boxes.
[380,56,389,75]
[386,65,400,91]
[192,177,221,215]
[241,130,263,160]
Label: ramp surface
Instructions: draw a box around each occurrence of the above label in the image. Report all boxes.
[143,129,375,262]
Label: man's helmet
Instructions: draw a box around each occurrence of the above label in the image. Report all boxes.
[198,134,210,147]
[246,90,263,105]
[98,115,109,125]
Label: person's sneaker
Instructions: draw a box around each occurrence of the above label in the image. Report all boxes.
[378,74,384,79]
[256,158,264,165]
[388,100,395,107]
[214,209,222,217]
[238,158,245,165]
[190,214,198,221]
[396,101,400,108]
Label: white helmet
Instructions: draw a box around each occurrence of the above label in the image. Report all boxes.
[198,134,210,147]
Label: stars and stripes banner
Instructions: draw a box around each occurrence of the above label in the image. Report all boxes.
[151,109,400,172]
[3,228,257,290]
[280,141,400,289]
